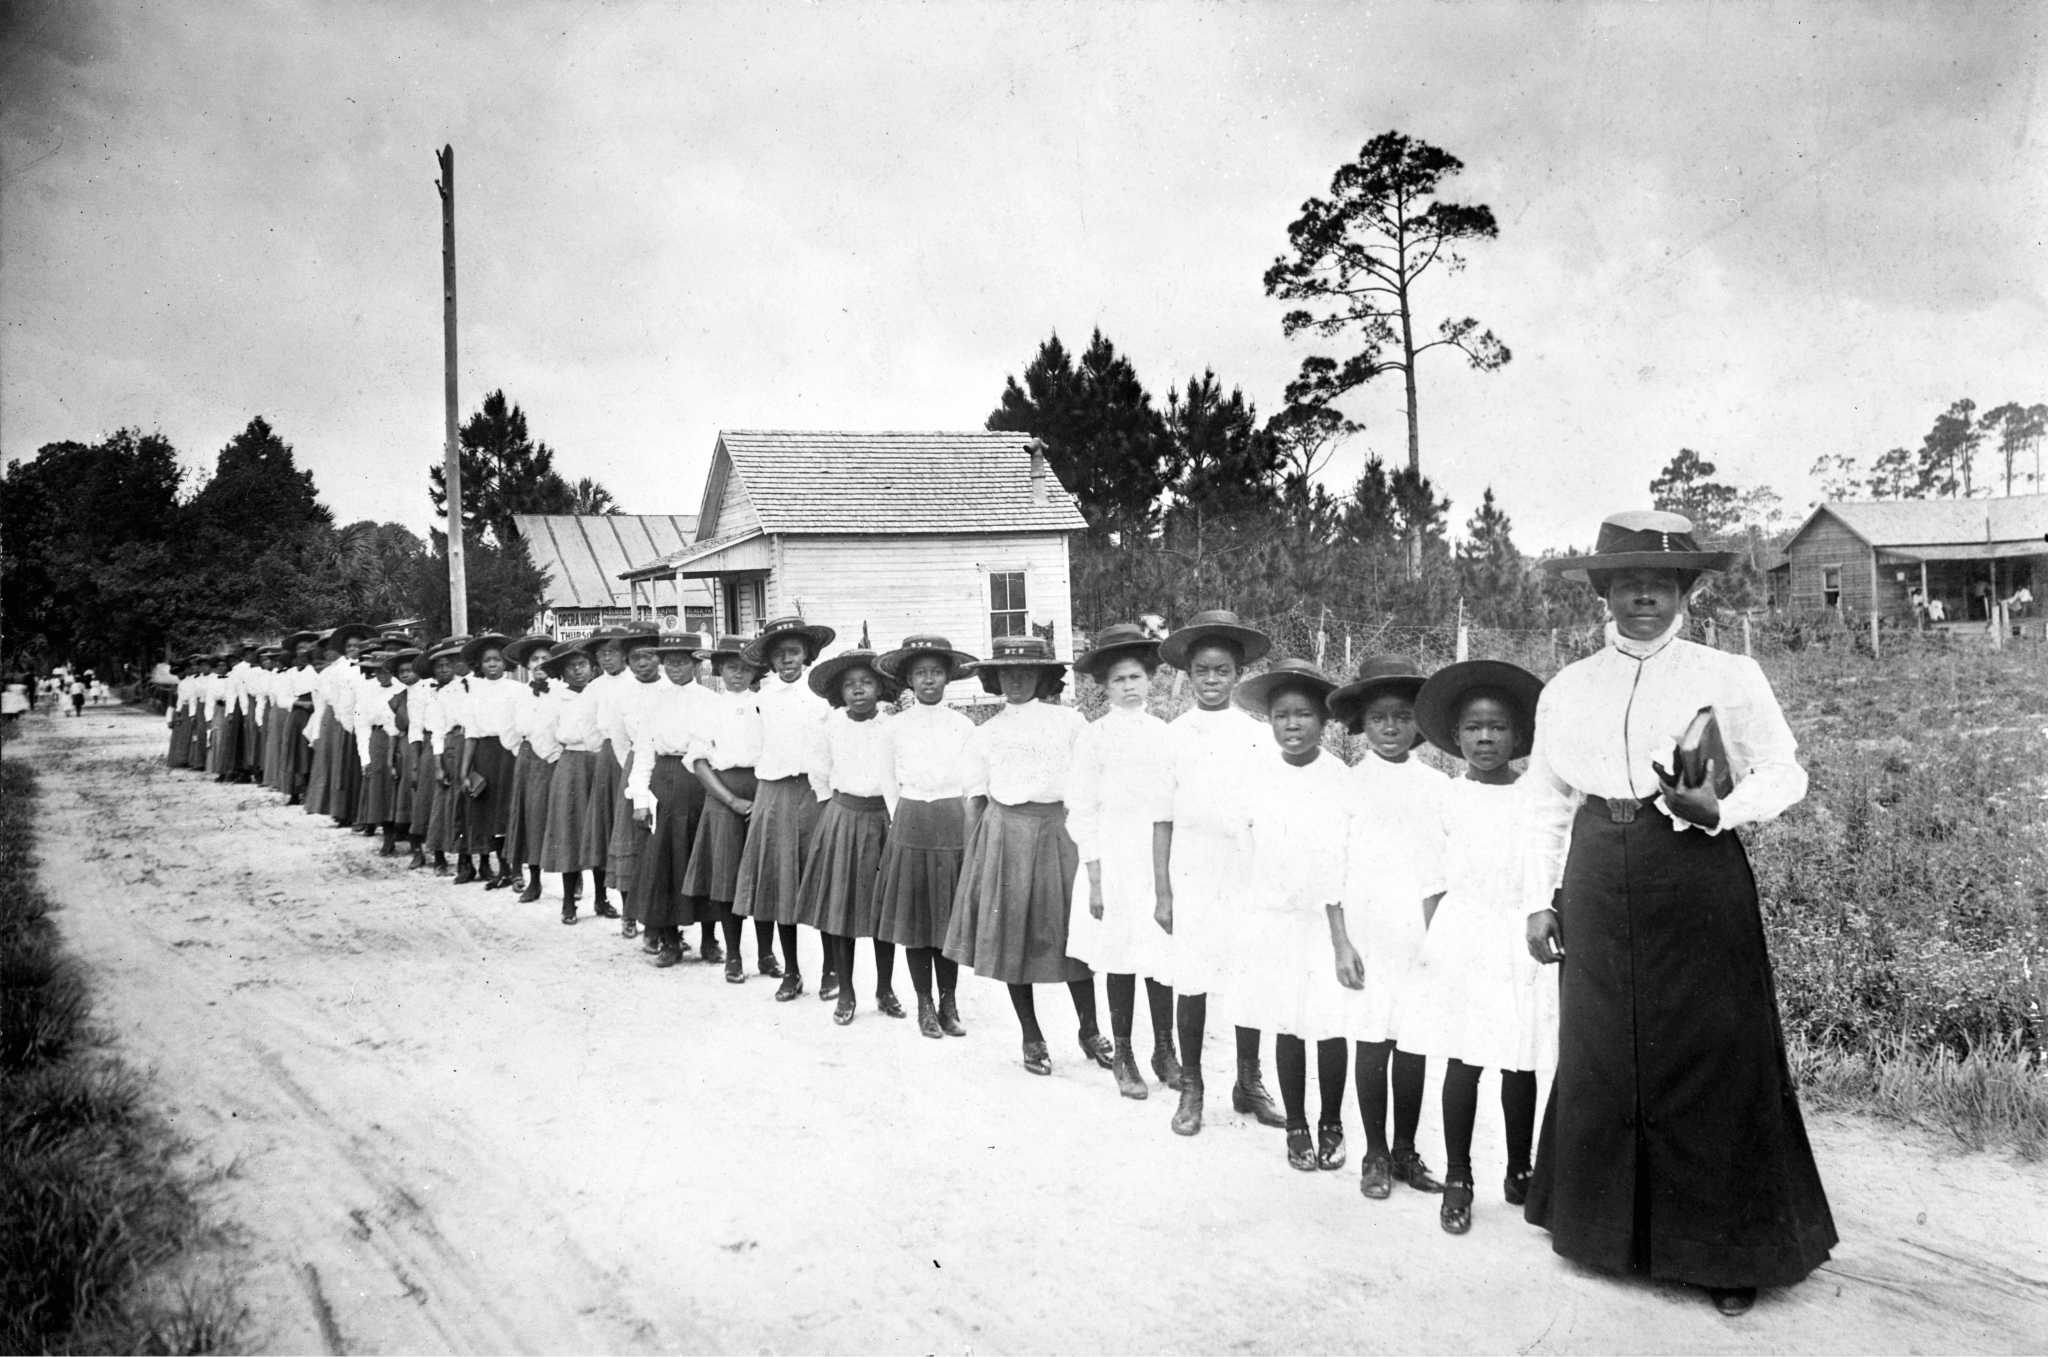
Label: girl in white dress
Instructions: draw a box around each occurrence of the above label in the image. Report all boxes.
[1064,623,1179,1100]
[1326,656,1447,1200]
[1397,659,1552,1236]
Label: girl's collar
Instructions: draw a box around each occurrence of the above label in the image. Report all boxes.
[1605,611,1686,660]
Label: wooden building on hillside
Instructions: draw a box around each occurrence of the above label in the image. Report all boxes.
[511,513,714,641]
[620,431,1086,685]
[1769,494,2046,622]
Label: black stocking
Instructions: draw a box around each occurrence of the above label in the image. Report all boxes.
[1357,1040,1393,1155]
[1067,976,1100,1038]
[1502,1069,1538,1176]
[1177,994,1207,1085]
[1276,1034,1308,1130]
[1317,1037,1348,1126]
[1106,972,1136,1041]
[1008,984,1044,1043]
[755,919,776,963]
[1144,977,1174,1046]
[592,867,608,904]
[935,955,959,997]
[907,947,935,1001]
[778,923,800,976]
[1392,1048,1427,1150]
[721,913,743,956]
[1443,1058,1482,1183]
[526,864,541,890]
[1235,1025,1262,1066]
[874,940,897,996]
[829,934,856,992]
[562,870,581,900]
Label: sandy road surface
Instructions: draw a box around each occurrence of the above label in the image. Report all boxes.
[10,707,2046,1354]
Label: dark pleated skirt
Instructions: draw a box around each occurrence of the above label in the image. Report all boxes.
[943,799,1087,985]
[466,735,516,841]
[875,795,964,950]
[285,706,314,795]
[424,743,460,853]
[239,709,262,775]
[207,712,236,776]
[356,728,395,825]
[303,713,335,814]
[540,749,600,871]
[581,742,623,873]
[329,732,361,826]
[503,745,550,866]
[1525,802,1837,1290]
[796,793,889,936]
[634,756,708,929]
[732,775,821,925]
[682,767,756,910]
[185,715,209,770]
[260,713,283,790]
[393,736,419,825]
[408,740,436,835]
[168,711,192,766]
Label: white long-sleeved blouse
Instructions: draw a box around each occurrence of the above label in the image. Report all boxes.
[889,699,973,802]
[523,686,564,762]
[815,710,897,810]
[1243,748,1360,917]
[1518,624,1808,916]
[754,674,829,782]
[355,678,400,765]
[963,699,1087,806]
[1066,705,1174,863]
[626,680,713,808]
[552,682,604,754]
[1351,752,1452,899]
[429,677,468,755]
[691,687,764,771]
[461,674,526,744]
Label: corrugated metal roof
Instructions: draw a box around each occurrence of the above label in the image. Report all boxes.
[1802,495,2047,549]
[511,514,706,608]
[621,528,766,580]
[716,430,1088,535]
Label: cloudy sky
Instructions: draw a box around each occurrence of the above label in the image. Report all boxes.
[3,0,2043,551]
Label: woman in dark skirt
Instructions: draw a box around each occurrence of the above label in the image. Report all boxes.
[404,647,442,869]
[795,649,899,1026]
[1522,509,1835,1317]
[281,633,320,804]
[580,625,654,924]
[500,636,555,901]
[733,616,837,1000]
[457,633,521,887]
[167,657,199,767]
[353,649,402,847]
[603,627,668,937]
[419,637,469,875]
[627,631,712,967]
[386,648,423,857]
[874,635,978,1038]
[539,642,603,924]
[943,635,1109,1077]
[685,636,771,983]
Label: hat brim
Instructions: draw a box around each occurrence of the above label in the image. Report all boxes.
[1232,669,1337,718]
[876,645,977,682]
[753,623,836,664]
[326,622,377,647]
[1159,623,1272,671]
[1075,638,1161,680]
[1546,551,1735,583]
[1413,660,1544,759]
[503,636,553,668]
[807,652,897,703]
[460,633,514,669]
[973,656,1068,696]
[1326,673,1427,729]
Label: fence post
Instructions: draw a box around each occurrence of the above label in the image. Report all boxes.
[1742,613,1753,656]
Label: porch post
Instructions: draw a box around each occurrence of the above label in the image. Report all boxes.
[1919,561,1929,629]
[1868,551,1881,655]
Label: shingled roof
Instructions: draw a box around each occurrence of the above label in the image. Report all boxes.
[1794,495,2047,549]
[712,430,1087,535]
[510,514,709,608]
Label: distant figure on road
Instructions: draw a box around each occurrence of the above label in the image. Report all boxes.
[2,680,28,726]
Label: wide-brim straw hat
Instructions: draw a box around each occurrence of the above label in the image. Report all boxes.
[383,647,423,678]
[876,634,977,682]
[1546,509,1737,583]
[540,639,596,678]
[749,615,837,667]
[972,634,1067,696]
[583,620,663,655]
[1327,655,1429,737]
[1413,659,1544,760]
[697,633,765,667]
[356,650,392,672]
[323,621,378,648]
[502,634,554,669]
[1232,657,1338,718]
[807,648,897,705]
[282,629,322,653]
[1075,622,1161,681]
[652,630,708,656]
[460,632,513,669]
[1159,609,1272,670]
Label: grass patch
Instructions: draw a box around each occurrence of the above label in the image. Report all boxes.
[0,759,246,1354]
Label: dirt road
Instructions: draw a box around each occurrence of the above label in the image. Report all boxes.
[12,707,2045,1354]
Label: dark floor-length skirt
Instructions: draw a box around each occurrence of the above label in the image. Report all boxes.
[260,712,283,790]
[185,711,210,770]
[466,734,517,842]
[602,746,646,899]
[633,755,707,930]
[239,708,262,777]
[582,742,623,874]
[304,711,336,815]
[393,735,419,827]
[329,731,362,826]
[168,711,192,767]
[796,793,889,937]
[540,749,600,871]
[503,744,549,866]
[285,705,314,797]
[424,741,462,853]
[357,728,396,826]
[943,799,1087,985]
[874,796,964,950]
[681,767,755,914]
[206,711,236,776]
[732,774,822,927]
[1524,801,1837,1290]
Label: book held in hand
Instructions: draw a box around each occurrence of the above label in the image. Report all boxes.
[1672,706,1734,798]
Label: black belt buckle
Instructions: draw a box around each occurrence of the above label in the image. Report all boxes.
[1606,797,1638,824]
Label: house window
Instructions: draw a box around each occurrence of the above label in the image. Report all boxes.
[1822,564,1842,610]
[989,570,1029,640]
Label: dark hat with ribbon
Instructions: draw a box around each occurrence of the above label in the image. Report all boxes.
[384,647,423,678]
[877,634,978,683]
[807,647,897,706]
[653,629,708,656]
[697,634,765,667]
[1546,510,1736,584]
[540,638,598,678]
[502,634,554,669]
[1326,655,1429,735]
[972,634,1067,696]
[283,629,322,654]
[459,632,513,669]
[1159,609,1272,671]
[747,615,837,667]
[357,649,392,672]
[1413,659,1544,760]
[1075,622,1162,682]
[323,621,378,649]
[1232,657,1338,718]
[583,619,663,653]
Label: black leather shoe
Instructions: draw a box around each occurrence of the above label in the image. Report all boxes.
[452,859,476,885]
[758,953,783,979]
[937,993,966,1037]
[833,994,857,1026]
[1315,1121,1347,1171]
[516,879,542,903]
[819,971,841,1001]
[1391,1146,1445,1194]
[593,899,619,919]
[1440,1179,1474,1235]
[1022,1040,1052,1076]
[876,990,906,1019]
[725,956,746,984]
[1078,1031,1115,1069]
[1504,1167,1532,1206]
[560,903,578,926]
[1359,1150,1393,1199]
[1286,1126,1317,1172]
[774,973,804,1002]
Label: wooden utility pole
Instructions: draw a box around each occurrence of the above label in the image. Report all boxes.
[436,145,468,636]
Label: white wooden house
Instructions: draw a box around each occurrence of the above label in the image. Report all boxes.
[512,513,715,641]
[619,431,1086,687]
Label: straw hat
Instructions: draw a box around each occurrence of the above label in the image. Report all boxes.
[1232,657,1337,718]
[283,629,322,654]
[697,634,764,667]
[1074,622,1161,682]
[807,648,897,706]
[972,634,1067,696]
[748,615,837,667]
[323,621,378,648]
[1159,609,1272,670]
[540,640,596,679]
[383,648,423,678]
[876,634,977,683]
[1326,655,1429,734]
[459,632,513,669]
[1412,659,1544,760]
[502,634,554,669]
[1546,509,1736,583]
[652,629,708,655]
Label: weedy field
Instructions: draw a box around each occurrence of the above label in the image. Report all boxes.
[1744,639,2046,1156]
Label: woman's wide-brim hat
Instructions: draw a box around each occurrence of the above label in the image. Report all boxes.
[1327,655,1429,736]
[653,630,707,656]
[1233,657,1338,718]
[808,648,897,703]
[460,632,513,669]
[283,629,322,653]
[1159,609,1272,670]
[422,634,471,670]
[697,633,765,667]
[384,647,423,677]
[323,621,378,648]
[502,634,554,669]
[973,634,1067,696]
[748,615,836,666]
[1413,659,1544,760]
[540,638,596,678]
[877,634,977,682]
[1546,509,1737,583]
[1075,622,1161,681]
[584,620,662,653]
[357,649,392,671]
